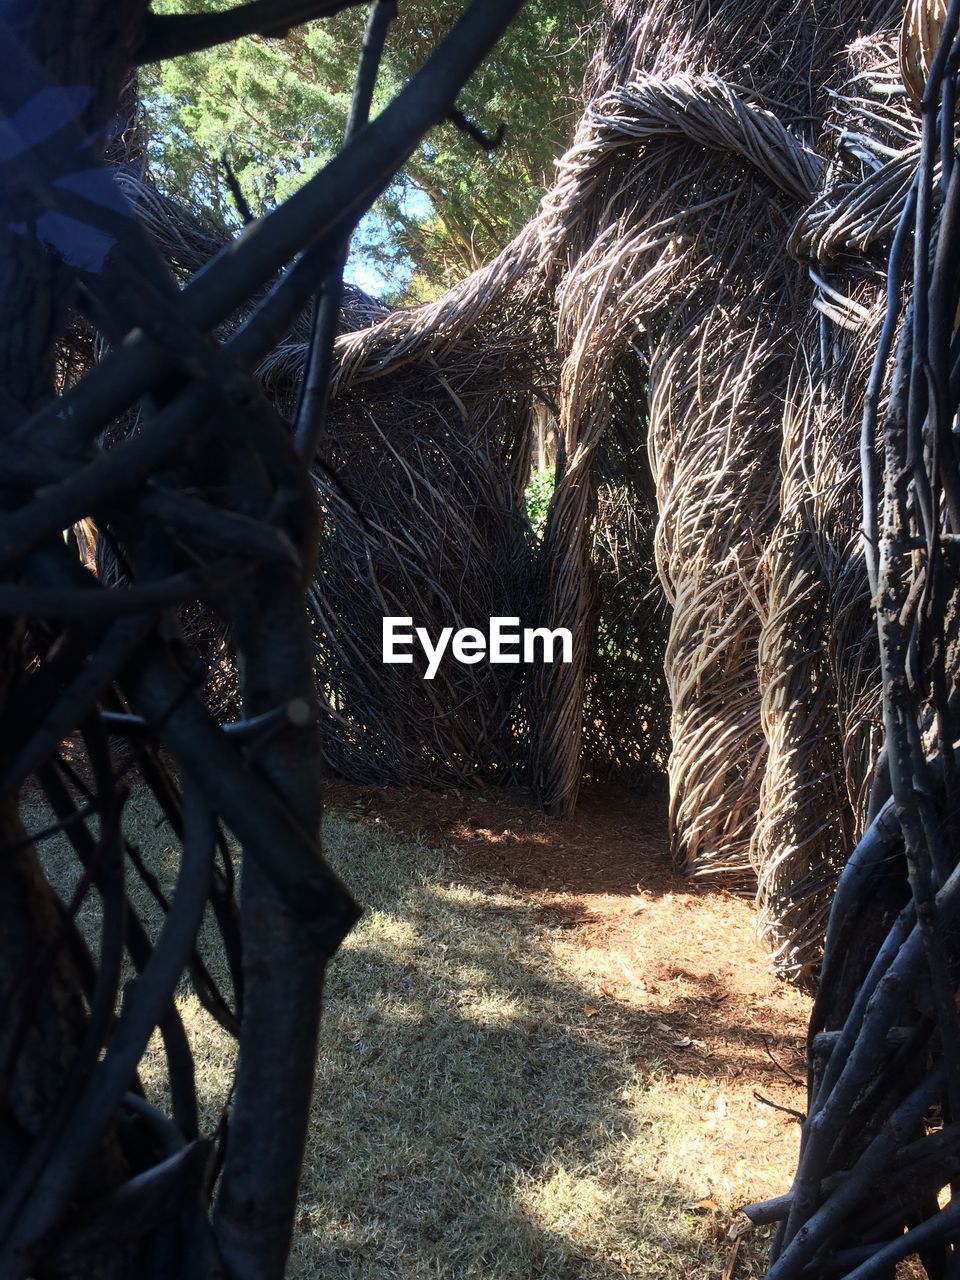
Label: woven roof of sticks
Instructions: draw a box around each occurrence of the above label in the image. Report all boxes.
[120,0,934,981]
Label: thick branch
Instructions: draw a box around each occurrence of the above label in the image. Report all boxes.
[137,0,368,63]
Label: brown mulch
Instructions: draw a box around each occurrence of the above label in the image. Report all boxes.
[324,778,673,895]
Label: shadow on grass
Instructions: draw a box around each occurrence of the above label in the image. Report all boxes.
[287,816,777,1279]
[27,788,779,1279]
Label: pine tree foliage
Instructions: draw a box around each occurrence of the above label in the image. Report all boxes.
[144,0,597,298]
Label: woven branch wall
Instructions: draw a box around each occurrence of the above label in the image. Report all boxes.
[107,184,673,801]
[115,0,930,978]
[315,0,928,980]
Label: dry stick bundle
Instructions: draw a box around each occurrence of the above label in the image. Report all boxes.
[318,0,949,987]
[325,51,826,841]
[111,178,577,793]
[747,1,960,1271]
[750,28,922,981]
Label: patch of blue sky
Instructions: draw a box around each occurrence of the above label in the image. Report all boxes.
[140,94,433,302]
[346,182,432,300]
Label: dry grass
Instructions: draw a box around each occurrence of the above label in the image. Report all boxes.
[28,784,807,1278]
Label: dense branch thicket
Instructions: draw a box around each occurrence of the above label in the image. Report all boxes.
[304,0,903,984]
[132,0,946,997]
[0,2,523,1275]
[9,0,960,1272]
[746,0,960,1271]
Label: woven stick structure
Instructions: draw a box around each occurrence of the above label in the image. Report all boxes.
[747,1,960,1268]
[266,0,926,983]
[80,0,938,985]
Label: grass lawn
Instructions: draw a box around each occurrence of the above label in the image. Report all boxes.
[30,783,808,1278]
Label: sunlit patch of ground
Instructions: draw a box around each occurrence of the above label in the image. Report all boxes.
[29,783,811,1278]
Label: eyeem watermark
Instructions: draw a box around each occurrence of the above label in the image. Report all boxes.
[382,616,573,680]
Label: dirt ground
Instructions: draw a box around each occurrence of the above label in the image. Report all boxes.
[325,779,812,1275]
